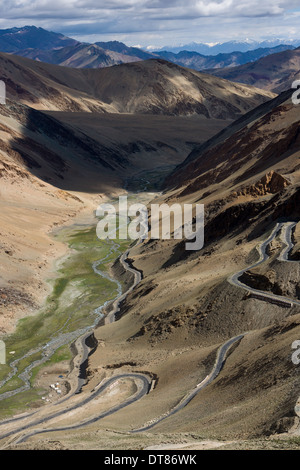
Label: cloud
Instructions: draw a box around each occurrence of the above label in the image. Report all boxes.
[0,0,299,46]
[0,0,296,20]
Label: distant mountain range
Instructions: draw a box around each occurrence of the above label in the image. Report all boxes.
[156,38,300,55]
[0,26,299,74]
[155,45,295,71]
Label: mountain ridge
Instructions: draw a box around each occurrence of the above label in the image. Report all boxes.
[156,38,300,55]
[156,45,295,71]
[0,52,275,117]
[0,25,78,52]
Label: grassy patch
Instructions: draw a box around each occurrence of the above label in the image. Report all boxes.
[0,388,44,420]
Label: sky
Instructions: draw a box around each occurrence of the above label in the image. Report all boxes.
[0,0,300,48]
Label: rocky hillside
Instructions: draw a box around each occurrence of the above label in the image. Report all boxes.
[164,91,299,195]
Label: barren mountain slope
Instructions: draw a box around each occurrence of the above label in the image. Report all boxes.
[0,52,111,112]
[81,90,300,443]
[78,59,276,117]
[208,47,300,93]
[165,92,299,193]
[0,53,275,116]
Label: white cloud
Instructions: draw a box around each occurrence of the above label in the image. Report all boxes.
[0,0,297,19]
[0,0,299,46]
